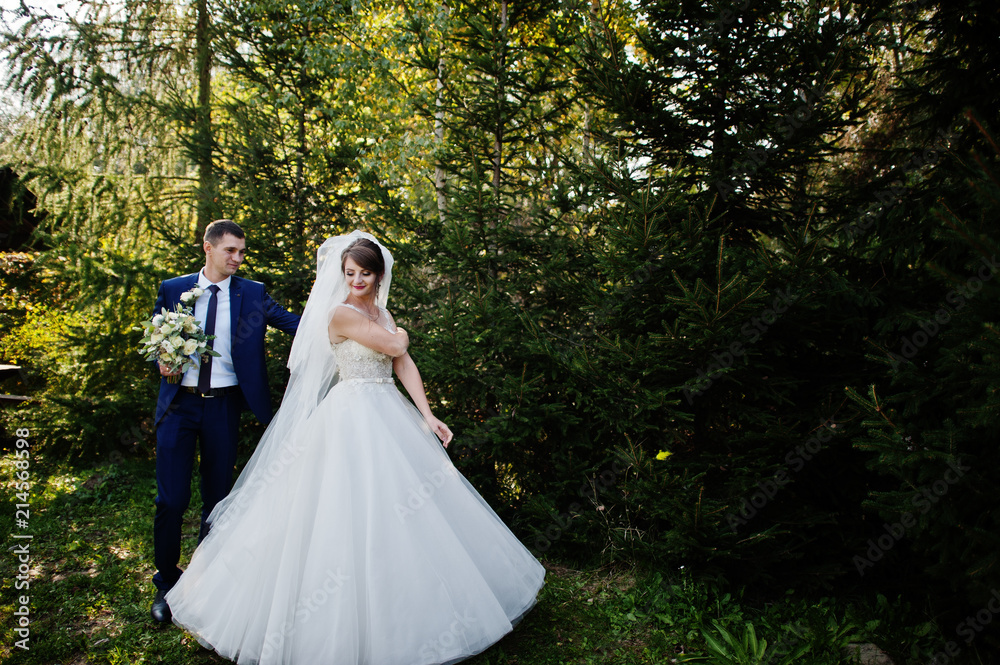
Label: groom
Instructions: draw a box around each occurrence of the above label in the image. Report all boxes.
[149,219,300,623]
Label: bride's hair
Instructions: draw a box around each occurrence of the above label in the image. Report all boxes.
[341,238,385,280]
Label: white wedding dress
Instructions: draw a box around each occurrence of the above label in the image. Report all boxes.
[166,304,545,664]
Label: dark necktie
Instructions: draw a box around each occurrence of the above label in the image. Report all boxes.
[198,285,220,393]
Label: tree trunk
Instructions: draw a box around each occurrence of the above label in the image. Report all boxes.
[195,0,216,233]
[435,56,447,224]
[488,0,508,279]
[492,0,508,200]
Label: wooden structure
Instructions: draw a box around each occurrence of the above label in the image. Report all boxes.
[0,364,30,404]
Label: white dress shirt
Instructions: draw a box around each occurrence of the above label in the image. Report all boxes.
[181,270,239,388]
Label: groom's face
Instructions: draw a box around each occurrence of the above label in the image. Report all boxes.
[204,233,247,281]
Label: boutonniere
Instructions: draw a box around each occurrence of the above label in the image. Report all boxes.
[179,285,205,305]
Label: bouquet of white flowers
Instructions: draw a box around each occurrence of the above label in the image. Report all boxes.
[136,286,220,383]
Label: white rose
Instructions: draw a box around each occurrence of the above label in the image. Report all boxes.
[160,324,174,335]
[181,287,204,303]
[183,339,199,355]
[152,314,164,327]
[150,332,165,344]
[170,336,185,349]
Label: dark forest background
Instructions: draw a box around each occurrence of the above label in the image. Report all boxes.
[2,0,1000,660]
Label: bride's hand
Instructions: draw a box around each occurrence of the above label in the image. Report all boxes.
[425,414,453,448]
[394,326,409,350]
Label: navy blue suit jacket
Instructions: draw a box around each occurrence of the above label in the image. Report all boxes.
[153,273,300,426]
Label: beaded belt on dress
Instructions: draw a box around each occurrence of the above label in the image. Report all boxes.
[339,377,394,384]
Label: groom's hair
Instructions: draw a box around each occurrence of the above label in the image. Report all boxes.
[204,219,245,245]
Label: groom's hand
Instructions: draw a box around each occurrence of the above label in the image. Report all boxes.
[158,362,182,378]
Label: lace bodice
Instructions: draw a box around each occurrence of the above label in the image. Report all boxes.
[331,303,395,382]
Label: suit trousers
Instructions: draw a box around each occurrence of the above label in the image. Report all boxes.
[153,389,241,591]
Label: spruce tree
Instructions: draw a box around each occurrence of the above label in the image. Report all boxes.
[372,0,596,512]
[840,0,1000,613]
[554,0,897,575]
[0,0,217,458]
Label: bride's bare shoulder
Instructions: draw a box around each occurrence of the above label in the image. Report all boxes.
[333,302,363,316]
[328,303,365,342]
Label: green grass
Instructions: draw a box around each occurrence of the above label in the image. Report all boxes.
[0,454,963,664]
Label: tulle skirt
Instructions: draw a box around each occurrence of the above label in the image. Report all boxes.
[165,379,545,665]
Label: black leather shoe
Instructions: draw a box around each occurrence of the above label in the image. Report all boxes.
[150,589,172,624]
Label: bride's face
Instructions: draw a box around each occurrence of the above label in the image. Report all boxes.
[344,257,378,300]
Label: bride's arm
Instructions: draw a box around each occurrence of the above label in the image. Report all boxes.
[328,306,409,356]
[393,353,453,447]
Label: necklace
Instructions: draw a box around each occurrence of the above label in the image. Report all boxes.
[349,299,378,321]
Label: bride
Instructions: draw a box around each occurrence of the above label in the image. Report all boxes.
[165,231,545,664]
